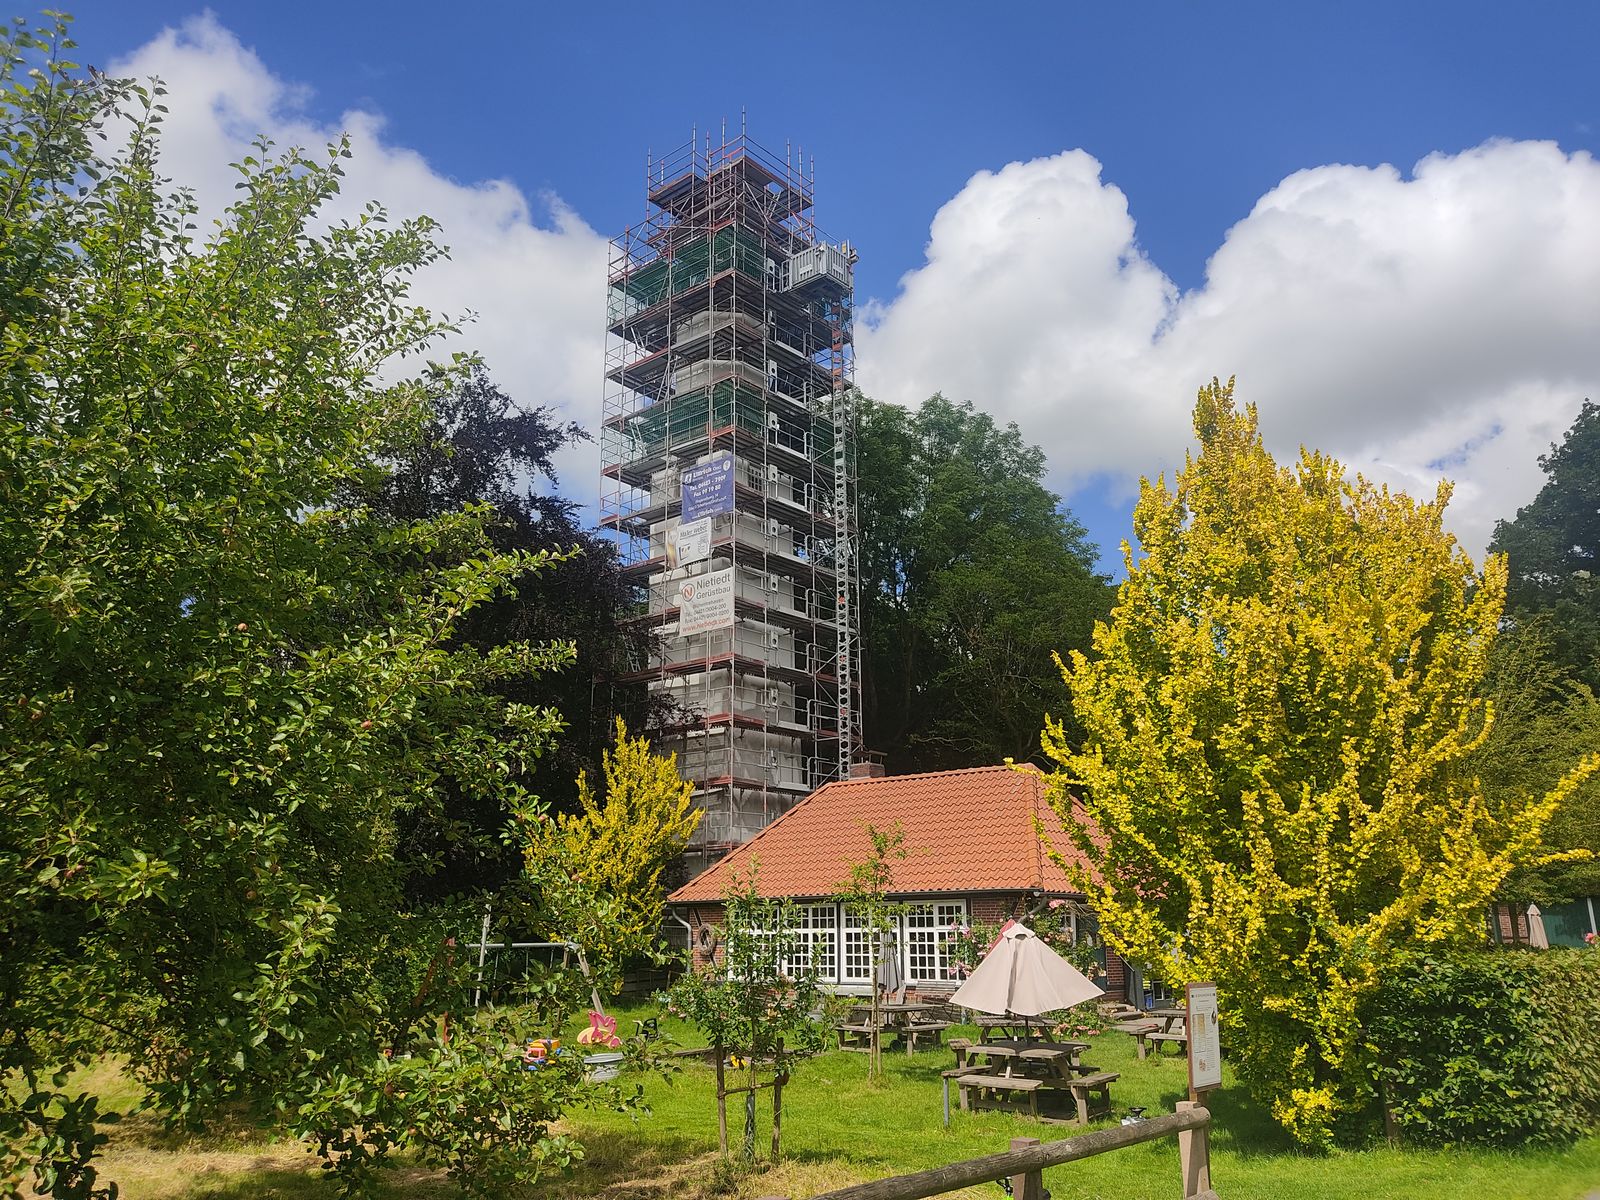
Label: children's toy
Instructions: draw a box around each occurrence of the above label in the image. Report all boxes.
[576,1011,621,1049]
[521,1038,561,1071]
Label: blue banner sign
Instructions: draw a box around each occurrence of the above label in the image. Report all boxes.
[681,453,734,522]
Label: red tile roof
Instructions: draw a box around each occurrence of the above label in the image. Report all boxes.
[669,765,1095,903]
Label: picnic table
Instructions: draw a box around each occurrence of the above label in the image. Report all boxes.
[944,1038,1118,1126]
[1131,1006,1189,1059]
[977,1018,1061,1042]
[836,1001,952,1055]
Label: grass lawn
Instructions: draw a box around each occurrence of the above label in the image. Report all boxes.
[26,1007,1600,1199]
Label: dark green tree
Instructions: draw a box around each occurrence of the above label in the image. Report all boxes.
[348,365,661,900]
[1483,400,1600,902]
[856,393,1111,772]
[1490,399,1600,689]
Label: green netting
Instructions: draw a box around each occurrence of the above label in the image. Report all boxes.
[622,381,834,459]
[614,228,768,307]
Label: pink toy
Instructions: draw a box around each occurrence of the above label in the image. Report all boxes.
[576,1011,621,1048]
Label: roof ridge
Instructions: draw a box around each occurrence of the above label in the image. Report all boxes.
[830,763,1021,786]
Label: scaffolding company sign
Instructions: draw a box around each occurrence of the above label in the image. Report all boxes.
[675,567,734,638]
[681,453,734,522]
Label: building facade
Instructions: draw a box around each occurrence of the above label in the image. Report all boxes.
[602,126,861,878]
[667,765,1136,1000]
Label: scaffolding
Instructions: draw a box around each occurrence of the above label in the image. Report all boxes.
[601,122,861,877]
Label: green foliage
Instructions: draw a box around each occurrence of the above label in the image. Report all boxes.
[663,874,827,1065]
[1364,948,1600,1146]
[0,1085,119,1200]
[297,1007,647,1198]
[832,824,909,1080]
[856,393,1110,772]
[1483,402,1600,901]
[1043,379,1599,1146]
[1471,623,1600,903]
[1490,399,1600,690]
[525,718,700,977]
[0,16,593,1196]
[349,365,661,899]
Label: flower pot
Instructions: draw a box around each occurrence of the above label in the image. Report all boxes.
[584,1052,624,1081]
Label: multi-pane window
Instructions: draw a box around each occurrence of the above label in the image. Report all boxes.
[786,904,838,979]
[904,901,966,983]
[840,905,874,983]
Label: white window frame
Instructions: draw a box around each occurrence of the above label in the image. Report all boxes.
[904,900,967,984]
[840,904,874,984]
[785,903,838,980]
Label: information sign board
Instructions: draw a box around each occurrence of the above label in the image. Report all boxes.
[681,453,734,522]
[675,567,734,638]
[1186,981,1222,1094]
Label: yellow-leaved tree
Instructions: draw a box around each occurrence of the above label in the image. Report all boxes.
[526,718,700,976]
[1042,380,1597,1144]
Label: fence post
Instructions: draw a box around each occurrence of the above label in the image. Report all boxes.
[1175,1101,1211,1199]
[1009,1137,1045,1200]
[714,1046,728,1155]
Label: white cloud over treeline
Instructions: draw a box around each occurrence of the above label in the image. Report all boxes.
[856,143,1600,555]
[111,15,1600,555]
[110,13,609,492]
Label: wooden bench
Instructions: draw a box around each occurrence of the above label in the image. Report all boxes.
[900,1020,952,1053]
[1066,1070,1119,1126]
[957,1072,1045,1118]
[1143,1031,1188,1059]
[836,1023,877,1051]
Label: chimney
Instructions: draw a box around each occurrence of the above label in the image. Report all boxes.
[849,760,887,780]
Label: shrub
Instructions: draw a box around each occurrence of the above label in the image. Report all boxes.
[1364,948,1600,1146]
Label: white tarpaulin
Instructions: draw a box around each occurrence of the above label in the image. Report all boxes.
[675,567,734,638]
[949,921,1103,1017]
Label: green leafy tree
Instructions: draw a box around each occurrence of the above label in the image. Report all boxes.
[832,823,909,1081]
[349,365,665,900]
[0,20,594,1196]
[1042,379,1598,1145]
[524,717,701,977]
[1490,399,1600,689]
[1482,401,1600,903]
[1471,622,1600,904]
[663,871,826,1159]
[857,393,1110,772]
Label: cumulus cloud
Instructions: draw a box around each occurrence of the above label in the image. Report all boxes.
[110,13,609,491]
[857,141,1600,555]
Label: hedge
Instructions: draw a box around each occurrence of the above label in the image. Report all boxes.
[1364,948,1600,1146]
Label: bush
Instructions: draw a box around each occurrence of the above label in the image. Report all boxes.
[1364,948,1600,1146]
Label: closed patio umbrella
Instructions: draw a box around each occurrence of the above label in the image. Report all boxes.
[950,921,1102,1027]
[1527,903,1550,949]
[875,928,903,998]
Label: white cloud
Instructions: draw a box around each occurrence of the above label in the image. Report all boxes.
[110,14,609,492]
[858,140,1600,555]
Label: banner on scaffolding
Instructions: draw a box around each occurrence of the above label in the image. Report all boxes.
[681,452,734,522]
[666,517,712,568]
[675,567,735,638]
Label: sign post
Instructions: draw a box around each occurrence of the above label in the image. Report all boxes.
[1185,981,1221,1102]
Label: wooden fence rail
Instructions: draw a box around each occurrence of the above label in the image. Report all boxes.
[758,1101,1214,1200]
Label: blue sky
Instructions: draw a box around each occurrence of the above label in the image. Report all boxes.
[60,2,1600,571]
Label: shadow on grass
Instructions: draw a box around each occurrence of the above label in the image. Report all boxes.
[542,1127,724,1200]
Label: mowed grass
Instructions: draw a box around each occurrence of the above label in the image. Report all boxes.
[22,1007,1600,1199]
